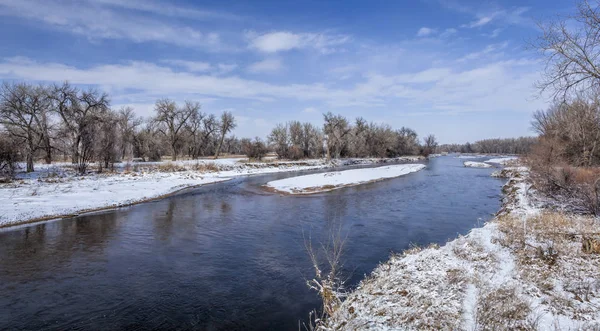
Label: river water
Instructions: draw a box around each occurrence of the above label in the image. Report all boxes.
[0,156,505,330]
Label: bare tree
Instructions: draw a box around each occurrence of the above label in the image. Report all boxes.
[0,131,18,180]
[214,111,236,159]
[0,82,50,172]
[533,0,600,99]
[117,106,141,162]
[49,82,109,173]
[422,134,438,157]
[153,99,198,161]
[323,112,351,159]
[96,111,120,172]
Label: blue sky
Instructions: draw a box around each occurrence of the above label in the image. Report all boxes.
[0,0,572,143]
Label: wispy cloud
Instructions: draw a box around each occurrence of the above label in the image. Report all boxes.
[0,56,543,114]
[462,16,494,28]
[246,31,351,53]
[247,58,284,74]
[84,0,243,21]
[417,27,437,37]
[0,0,232,50]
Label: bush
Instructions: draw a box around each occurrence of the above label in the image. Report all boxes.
[242,137,268,160]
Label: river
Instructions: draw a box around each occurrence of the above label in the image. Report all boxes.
[0,156,505,330]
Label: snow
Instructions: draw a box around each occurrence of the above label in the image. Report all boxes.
[464,161,493,168]
[485,156,518,165]
[457,154,487,159]
[263,164,426,194]
[0,172,230,227]
[1,157,424,227]
[326,167,600,330]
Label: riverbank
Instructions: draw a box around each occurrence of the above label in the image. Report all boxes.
[325,167,600,330]
[0,156,424,228]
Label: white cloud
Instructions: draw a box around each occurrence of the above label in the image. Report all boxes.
[0,0,231,50]
[84,0,242,21]
[484,28,503,38]
[303,107,318,113]
[247,58,284,73]
[247,31,350,53]
[0,56,544,117]
[463,16,493,28]
[217,63,238,75]
[440,28,458,38]
[457,41,509,62]
[417,27,437,37]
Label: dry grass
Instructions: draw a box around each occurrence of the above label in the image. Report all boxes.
[157,162,187,172]
[496,212,600,320]
[191,162,220,173]
[476,286,534,330]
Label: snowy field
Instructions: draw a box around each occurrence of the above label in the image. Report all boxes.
[263,164,425,194]
[326,167,600,330]
[1,156,423,227]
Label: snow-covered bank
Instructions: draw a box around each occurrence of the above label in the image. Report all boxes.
[263,164,426,195]
[485,156,518,165]
[1,173,230,227]
[1,157,424,227]
[464,161,492,168]
[326,169,600,330]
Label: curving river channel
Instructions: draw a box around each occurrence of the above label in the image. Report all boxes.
[0,156,505,330]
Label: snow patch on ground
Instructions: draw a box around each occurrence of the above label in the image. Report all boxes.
[263,164,426,194]
[464,161,493,168]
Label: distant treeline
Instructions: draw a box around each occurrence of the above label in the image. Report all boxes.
[438,137,538,155]
[267,113,438,160]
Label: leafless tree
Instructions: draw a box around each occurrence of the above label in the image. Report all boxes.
[153,99,198,161]
[241,137,268,160]
[96,111,120,172]
[117,106,141,162]
[0,82,51,172]
[0,131,18,180]
[49,82,109,173]
[214,111,236,159]
[133,121,163,162]
[323,112,351,159]
[533,0,600,99]
[421,134,438,157]
[269,123,290,159]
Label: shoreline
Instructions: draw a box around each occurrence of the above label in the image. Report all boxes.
[0,179,230,230]
[0,156,425,229]
[325,167,600,329]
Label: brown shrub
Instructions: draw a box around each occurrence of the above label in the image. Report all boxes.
[158,162,186,172]
[192,162,220,173]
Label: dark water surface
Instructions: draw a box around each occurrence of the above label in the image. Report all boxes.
[0,156,505,330]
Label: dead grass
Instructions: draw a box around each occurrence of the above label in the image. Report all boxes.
[476,286,533,330]
[496,212,600,320]
[191,162,220,173]
[157,162,187,172]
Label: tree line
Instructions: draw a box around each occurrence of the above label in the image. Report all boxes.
[267,114,438,160]
[438,137,537,155]
[0,81,441,177]
[0,82,238,175]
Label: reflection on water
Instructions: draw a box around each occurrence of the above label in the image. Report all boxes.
[0,156,505,330]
